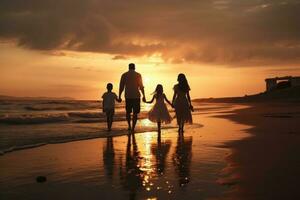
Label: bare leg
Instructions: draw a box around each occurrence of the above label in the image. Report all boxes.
[177,116,181,133]
[178,119,184,133]
[106,114,110,131]
[108,113,113,131]
[157,121,161,133]
[157,130,161,142]
[126,112,131,131]
[132,113,138,133]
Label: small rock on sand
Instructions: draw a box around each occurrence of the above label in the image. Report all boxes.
[36,176,47,183]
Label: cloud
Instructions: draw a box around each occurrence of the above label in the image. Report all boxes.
[1,0,300,66]
[112,55,128,60]
[265,67,300,73]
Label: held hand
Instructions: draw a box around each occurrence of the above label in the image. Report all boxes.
[171,102,174,108]
[190,105,194,112]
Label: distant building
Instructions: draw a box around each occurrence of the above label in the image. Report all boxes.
[265,76,300,92]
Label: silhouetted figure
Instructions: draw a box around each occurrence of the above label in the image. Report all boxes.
[151,132,172,175]
[144,84,172,133]
[119,63,146,133]
[172,74,193,133]
[119,134,143,200]
[103,136,115,180]
[102,83,121,131]
[172,133,193,187]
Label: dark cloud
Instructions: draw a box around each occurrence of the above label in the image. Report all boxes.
[112,55,128,60]
[1,0,300,66]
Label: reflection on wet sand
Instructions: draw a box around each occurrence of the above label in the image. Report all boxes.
[103,137,115,180]
[173,133,193,187]
[151,132,171,176]
[120,134,143,200]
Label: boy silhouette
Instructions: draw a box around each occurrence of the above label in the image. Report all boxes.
[102,83,121,131]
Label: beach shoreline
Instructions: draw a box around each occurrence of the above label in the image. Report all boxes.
[2,102,299,199]
[0,103,248,200]
[218,102,300,199]
[0,125,178,156]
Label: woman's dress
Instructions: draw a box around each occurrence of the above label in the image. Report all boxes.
[173,84,193,124]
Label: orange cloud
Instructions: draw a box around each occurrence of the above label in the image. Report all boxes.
[0,0,300,66]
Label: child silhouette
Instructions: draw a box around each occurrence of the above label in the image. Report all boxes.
[102,83,121,131]
[145,84,172,133]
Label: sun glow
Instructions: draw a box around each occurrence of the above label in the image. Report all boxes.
[3,43,298,100]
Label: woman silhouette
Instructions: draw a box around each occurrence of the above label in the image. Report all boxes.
[172,73,193,133]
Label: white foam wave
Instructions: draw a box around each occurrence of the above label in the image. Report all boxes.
[0,125,177,156]
[0,114,70,124]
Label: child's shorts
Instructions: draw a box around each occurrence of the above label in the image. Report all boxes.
[104,108,115,116]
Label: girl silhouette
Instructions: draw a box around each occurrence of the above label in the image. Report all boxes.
[145,84,172,132]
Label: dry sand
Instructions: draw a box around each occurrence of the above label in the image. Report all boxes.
[219,102,300,199]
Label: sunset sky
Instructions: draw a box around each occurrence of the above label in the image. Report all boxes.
[1,0,300,99]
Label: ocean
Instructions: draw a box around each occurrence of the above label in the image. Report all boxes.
[0,100,244,155]
[0,100,174,154]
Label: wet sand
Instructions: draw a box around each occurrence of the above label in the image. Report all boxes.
[0,103,251,200]
[219,102,300,199]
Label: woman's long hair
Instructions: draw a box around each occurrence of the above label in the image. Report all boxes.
[177,73,190,92]
[152,84,163,97]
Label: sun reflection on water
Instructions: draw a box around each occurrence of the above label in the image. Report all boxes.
[141,119,153,127]
[143,103,152,112]
[139,132,155,192]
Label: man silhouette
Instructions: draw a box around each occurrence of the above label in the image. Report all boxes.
[119,63,146,133]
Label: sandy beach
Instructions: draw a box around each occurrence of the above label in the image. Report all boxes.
[1,102,299,199]
[0,103,250,200]
[219,102,300,199]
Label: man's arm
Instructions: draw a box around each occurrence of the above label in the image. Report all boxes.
[115,93,121,103]
[171,89,176,108]
[141,87,145,100]
[138,74,146,102]
[119,74,125,101]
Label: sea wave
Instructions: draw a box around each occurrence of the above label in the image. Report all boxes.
[0,111,145,125]
[68,111,104,118]
[24,106,73,111]
[24,103,101,111]
[0,125,177,156]
[0,114,70,125]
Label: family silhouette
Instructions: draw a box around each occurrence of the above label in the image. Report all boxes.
[102,63,193,134]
